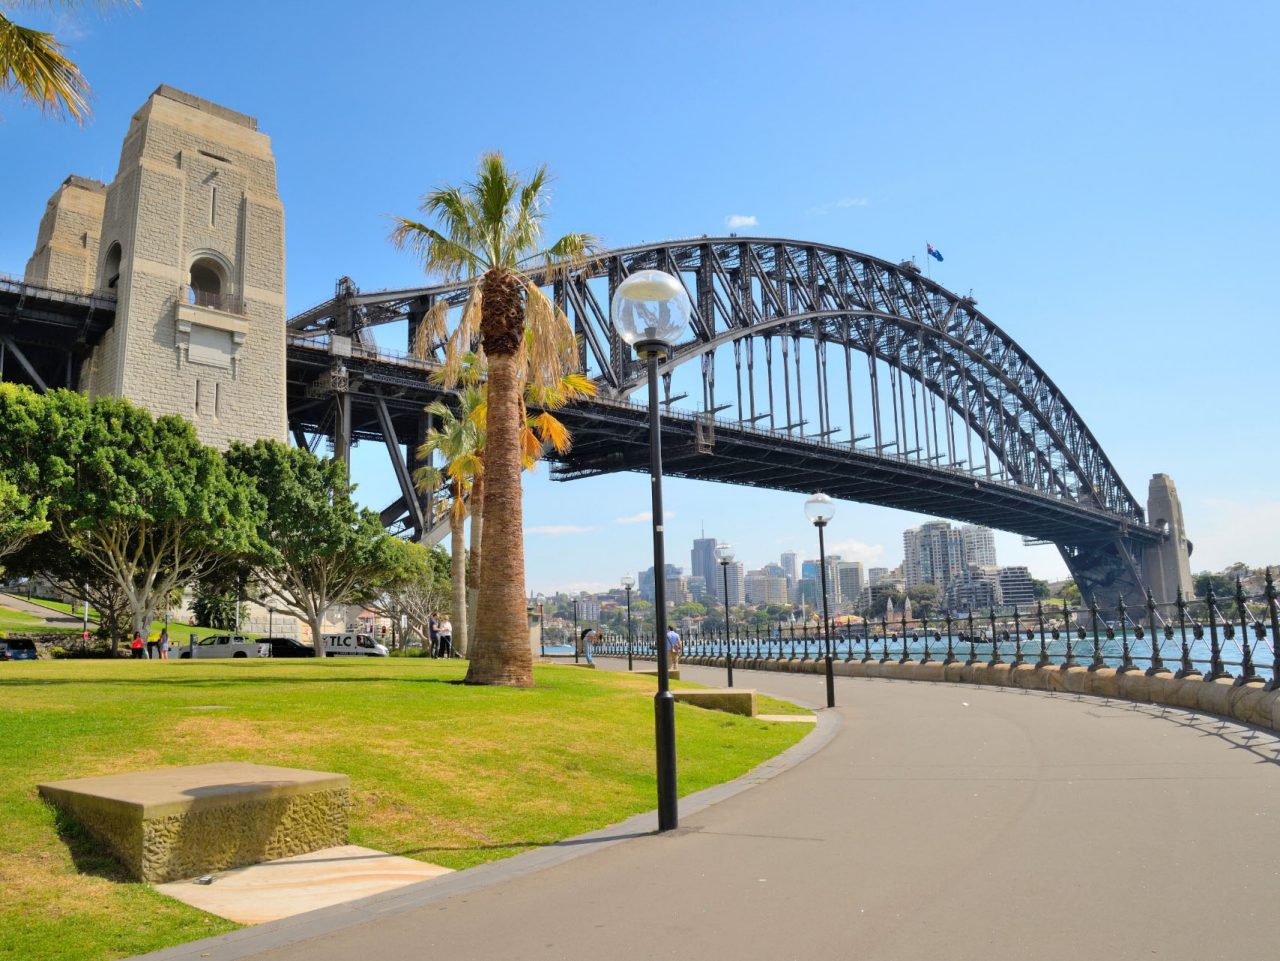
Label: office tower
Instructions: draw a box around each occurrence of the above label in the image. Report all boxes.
[903,521,966,590]
[997,566,1036,608]
[780,551,798,585]
[837,561,865,608]
[960,525,998,568]
[691,537,718,589]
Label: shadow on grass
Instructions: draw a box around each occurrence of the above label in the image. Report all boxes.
[0,675,470,689]
[48,803,135,883]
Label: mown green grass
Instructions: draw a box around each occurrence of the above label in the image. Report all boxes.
[0,596,263,644]
[0,659,811,961]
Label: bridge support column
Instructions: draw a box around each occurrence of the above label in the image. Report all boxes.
[1142,474,1194,606]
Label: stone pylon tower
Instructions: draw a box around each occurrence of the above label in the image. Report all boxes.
[25,85,286,447]
[1142,474,1194,604]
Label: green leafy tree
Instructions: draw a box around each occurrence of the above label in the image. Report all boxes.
[1,1,137,122]
[1194,572,1237,600]
[226,439,406,655]
[393,152,597,687]
[368,542,451,649]
[0,384,50,571]
[1056,580,1082,607]
[414,389,483,655]
[11,390,259,638]
[906,583,942,619]
[1031,578,1052,600]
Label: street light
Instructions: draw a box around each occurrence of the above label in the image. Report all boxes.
[715,542,735,687]
[536,594,546,655]
[805,492,837,708]
[572,596,579,662]
[621,575,635,671]
[613,268,691,832]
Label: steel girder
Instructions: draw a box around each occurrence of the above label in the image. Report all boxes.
[290,237,1146,531]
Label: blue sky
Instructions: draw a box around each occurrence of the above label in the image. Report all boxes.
[3,1,1277,594]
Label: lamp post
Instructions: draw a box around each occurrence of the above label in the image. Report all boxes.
[715,543,735,687]
[621,575,635,671]
[613,268,690,832]
[805,492,837,708]
[536,594,546,656]
[572,597,579,662]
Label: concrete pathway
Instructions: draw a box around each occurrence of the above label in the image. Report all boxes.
[0,591,91,626]
[138,664,1280,961]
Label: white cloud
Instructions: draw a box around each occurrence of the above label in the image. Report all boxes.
[524,525,597,536]
[823,539,885,565]
[615,511,675,525]
[725,214,758,229]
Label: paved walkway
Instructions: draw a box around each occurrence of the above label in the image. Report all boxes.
[0,591,89,626]
[140,664,1280,961]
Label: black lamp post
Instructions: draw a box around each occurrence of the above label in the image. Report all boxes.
[805,492,837,708]
[613,268,690,832]
[622,575,635,671]
[715,542,735,687]
[572,597,579,662]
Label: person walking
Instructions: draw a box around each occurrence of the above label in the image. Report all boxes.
[580,627,598,665]
[158,627,170,661]
[438,617,453,658]
[666,626,682,669]
[129,631,145,659]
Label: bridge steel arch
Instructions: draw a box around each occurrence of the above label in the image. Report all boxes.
[287,237,1180,608]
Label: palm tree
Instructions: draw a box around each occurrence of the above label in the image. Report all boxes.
[393,153,597,686]
[1,2,136,122]
[413,389,483,657]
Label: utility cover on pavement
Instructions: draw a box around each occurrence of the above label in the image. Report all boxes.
[155,845,453,924]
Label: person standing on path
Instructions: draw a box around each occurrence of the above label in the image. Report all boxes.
[428,613,440,658]
[580,627,598,665]
[438,618,453,658]
[666,626,682,669]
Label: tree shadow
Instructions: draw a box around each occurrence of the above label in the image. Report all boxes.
[390,830,652,859]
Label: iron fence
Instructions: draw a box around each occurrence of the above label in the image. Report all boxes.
[594,574,1280,686]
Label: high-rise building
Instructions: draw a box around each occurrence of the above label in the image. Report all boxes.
[837,561,865,608]
[868,567,889,587]
[780,551,798,585]
[714,561,746,606]
[801,559,820,580]
[903,521,967,590]
[997,566,1037,608]
[687,576,707,601]
[665,574,692,606]
[745,570,790,606]
[691,537,718,589]
[960,525,998,568]
[640,564,682,603]
[947,565,1002,611]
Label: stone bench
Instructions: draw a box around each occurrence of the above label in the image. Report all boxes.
[38,762,349,883]
[672,688,757,717]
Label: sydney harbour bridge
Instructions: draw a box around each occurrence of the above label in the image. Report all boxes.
[2,235,1188,610]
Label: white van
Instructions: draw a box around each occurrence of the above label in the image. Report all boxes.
[319,633,388,657]
[178,634,269,659]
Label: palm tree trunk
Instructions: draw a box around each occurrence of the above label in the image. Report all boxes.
[467,346,533,686]
[449,486,468,656]
[465,472,484,652]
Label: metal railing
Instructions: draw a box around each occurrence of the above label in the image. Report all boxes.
[181,285,244,315]
[592,573,1280,686]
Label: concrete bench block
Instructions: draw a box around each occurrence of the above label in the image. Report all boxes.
[671,688,757,717]
[39,762,349,883]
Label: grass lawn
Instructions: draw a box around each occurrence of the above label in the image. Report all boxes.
[0,606,54,634]
[0,659,812,961]
[0,596,265,645]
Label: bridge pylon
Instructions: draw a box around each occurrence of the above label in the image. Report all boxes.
[23,85,287,448]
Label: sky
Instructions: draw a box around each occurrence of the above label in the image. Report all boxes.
[3,0,1277,595]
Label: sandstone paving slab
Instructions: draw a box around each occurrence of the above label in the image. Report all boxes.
[757,713,818,723]
[155,845,453,924]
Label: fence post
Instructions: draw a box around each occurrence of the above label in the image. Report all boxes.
[1267,569,1280,690]
[1236,578,1261,684]
[1117,595,1135,672]
[1089,596,1104,670]
[1146,589,1167,675]
[1206,586,1229,680]
[944,613,956,665]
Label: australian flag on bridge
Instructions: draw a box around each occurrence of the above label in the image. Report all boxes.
[926,242,944,262]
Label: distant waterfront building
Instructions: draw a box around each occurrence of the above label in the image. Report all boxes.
[837,562,865,609]
[997,566,1037,608]
[687,576,707,602]
[665,574,692,606]
[713,561,746,606]
[947,565,1002,611]
[867,567,889,587]
[960,525,998,568]
[745,570,790,606]
[780,551,798,585]
[691,537,718,589]
[640,564,682,602]
[903,521,966,590]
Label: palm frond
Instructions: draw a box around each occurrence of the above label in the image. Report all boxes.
[0,14,89,122]
[531,411,572,454]
[410,299,450,360]
[439,289,483,387]
[522,282,578,391]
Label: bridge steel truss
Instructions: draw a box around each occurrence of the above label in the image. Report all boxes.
[288,237,1167,607]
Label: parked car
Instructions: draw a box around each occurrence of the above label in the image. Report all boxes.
[176,634,265,659]
[0,639,38,661]
[319,632,388,657]
[260,636,315,658]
